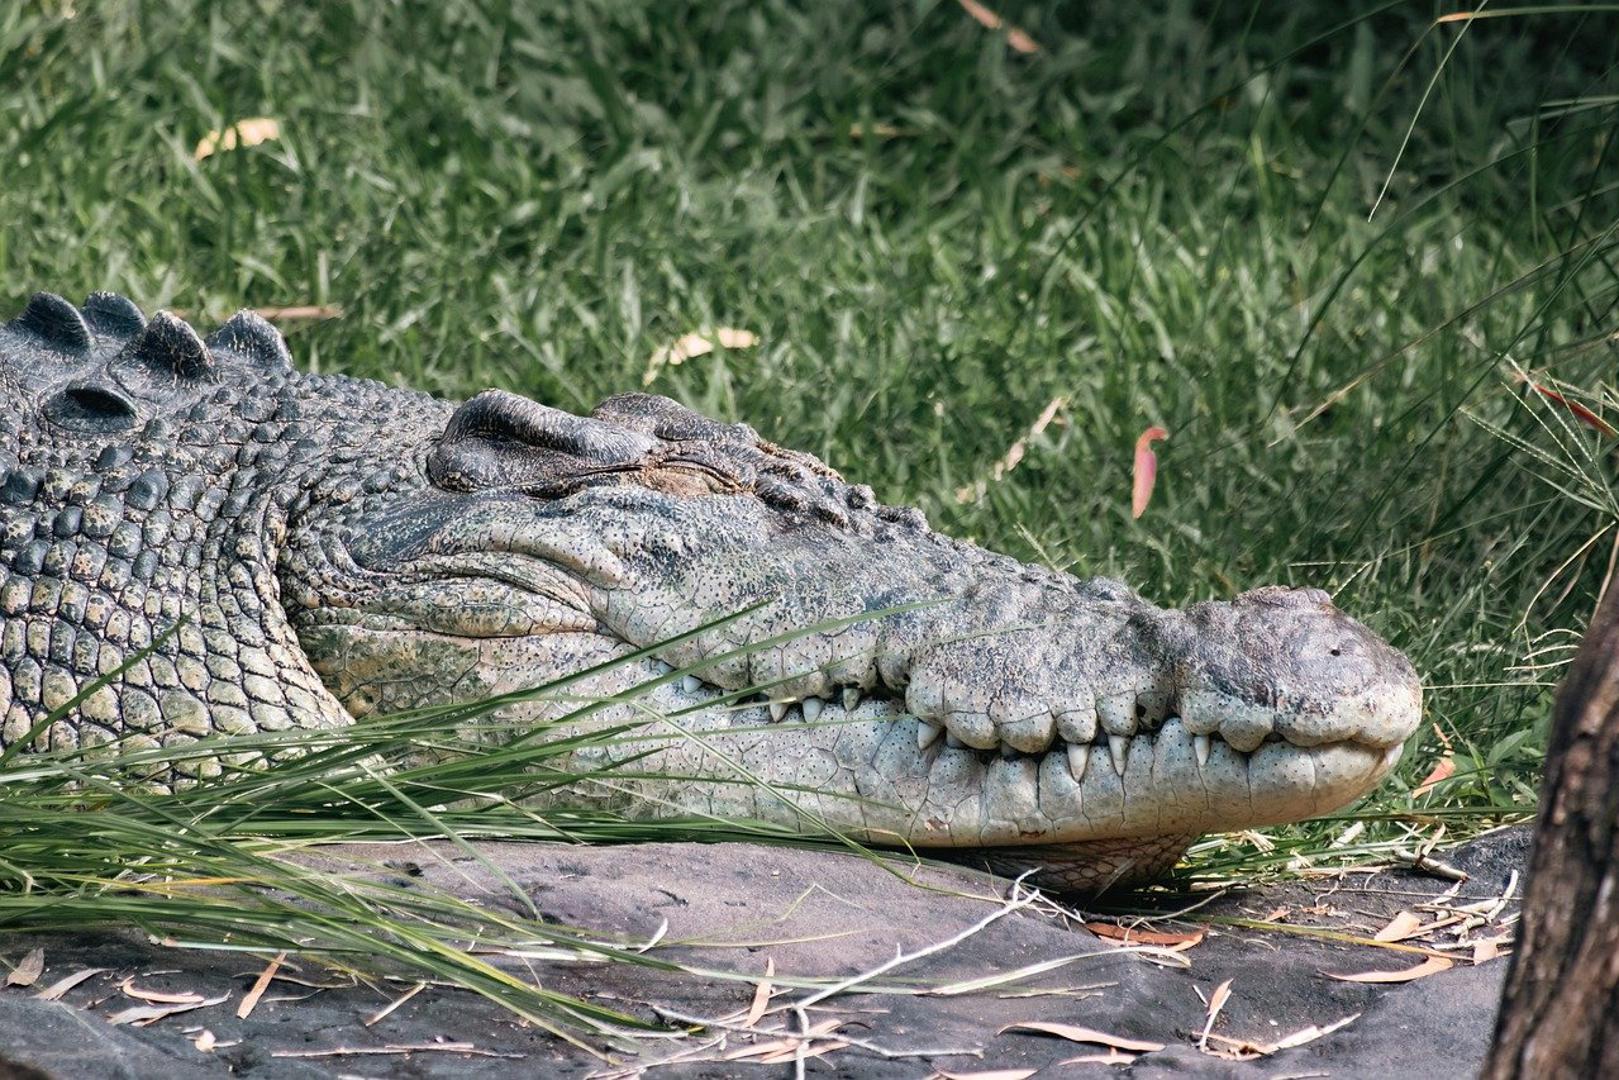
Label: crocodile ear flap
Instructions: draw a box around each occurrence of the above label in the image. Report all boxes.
[125,312,215,380]
[9,292,92,353]
[429,389,660,492]
[206,309,293,373]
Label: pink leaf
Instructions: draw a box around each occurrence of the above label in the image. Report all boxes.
[1131,426,1168,519]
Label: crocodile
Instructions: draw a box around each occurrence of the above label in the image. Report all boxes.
[0,293,1422,890]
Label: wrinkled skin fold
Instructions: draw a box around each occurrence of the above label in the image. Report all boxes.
[0,295,1423,890]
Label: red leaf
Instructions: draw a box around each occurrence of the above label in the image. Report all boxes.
[1131,426,1168,519]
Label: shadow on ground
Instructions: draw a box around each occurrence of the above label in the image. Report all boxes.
[0,827,1528,1078]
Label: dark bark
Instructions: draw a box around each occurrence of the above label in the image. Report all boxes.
[1484,591,1619,1079]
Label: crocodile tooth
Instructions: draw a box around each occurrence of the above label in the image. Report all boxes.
[1107,734,1130,775]
[1193,733,1212,768]
[769,701,789,723]
[946,731,966,749]
[1066,742,1091,781]
[842,687,862,711]
[801,696,824,722]
[681,674,703,694]
[917,719,944,750]
[999,742,1019,760]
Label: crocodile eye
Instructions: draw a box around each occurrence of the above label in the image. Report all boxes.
[44,384,139,433]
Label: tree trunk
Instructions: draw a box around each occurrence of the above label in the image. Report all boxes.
[1484,590,1619,1079]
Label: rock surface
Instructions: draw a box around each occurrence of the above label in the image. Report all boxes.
[0,828,1529,1078]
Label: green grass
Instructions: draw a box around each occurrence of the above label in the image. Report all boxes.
[4,0,1619,1035]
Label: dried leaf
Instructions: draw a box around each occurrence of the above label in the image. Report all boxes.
[1084,922,1204,948]
[107,992,229,1026]
[1473,936,1512,964]
[956,0,1040,52]
[1198,978,1232,1049]
[1323,956,1454,983]
[998,1022,1165,1053]
[7,948,44,988]
[1414,755,1455,797]
[1057,1050,1137,1066]
[364,980,424,1027]
[755,1039,850,1064]
[1516,376,1617,437]
[743,957,774,1029]
[643,328,759,384]
[1267,1012,1360,1052]
[1373,911,1425,943]
[722,1018,846,1061]
[238,951,284,1019]
[34,967,105,1001]
[955,396,1066,504]
[194,117,281,161]
[1131,426,1168,519]
[120,977,206,1005]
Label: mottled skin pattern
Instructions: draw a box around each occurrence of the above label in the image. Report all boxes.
[0,294,1423,890]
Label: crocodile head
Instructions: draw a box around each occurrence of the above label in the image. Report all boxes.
[0,296,1422,891]
[285,388,1423,889]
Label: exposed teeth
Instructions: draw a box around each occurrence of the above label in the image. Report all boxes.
[1066,742,1091,780]
[999,743,1019,760]
[769,701,789,723]
[801,696,824,722]
[1194,733,1212,768]
[1107,734,1130,774]
[843,687,862,711]
[681,674,703,695]
[946,732,967,749]
[917,718,944,750]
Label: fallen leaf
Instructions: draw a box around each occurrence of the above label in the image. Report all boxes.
[7,948,44,988]
[1267,1012,1360,1052]
[194,117,281,161]
[742,957,774,1028]
[1373,911,1425,943]
[34,967,106,1001]
[364,980,424,1027]
[1323,956,1453,983]
[1131,426,1168,519]
[1199,978,1232,1049]
[107,992,229,1026]
[643,328,759,384]
[998,1022,1165,1053]
[755,1039,850,1064]
[1473,935,1513,964]
[238,951,284,1019]
[721,1018,846,1061]
[1084,922,1204,948]
[120,977,206,1005]
[956,0,1040,53]
[1057,1050,1137,1066]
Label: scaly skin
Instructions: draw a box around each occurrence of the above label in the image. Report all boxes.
[0,294,1423,890]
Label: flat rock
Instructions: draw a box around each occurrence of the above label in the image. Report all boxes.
[0,827,1529,1078]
